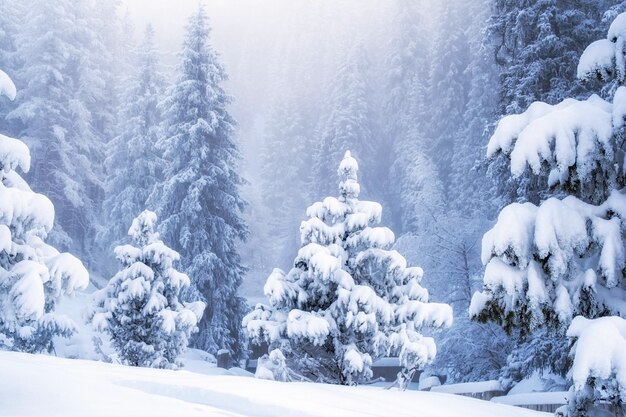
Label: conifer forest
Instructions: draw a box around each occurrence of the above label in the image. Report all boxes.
[0,1,625,416]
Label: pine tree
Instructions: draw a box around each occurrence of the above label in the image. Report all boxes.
[149,5,248,360]
[92,210,204,369]
[100,24,165,272]
[471,12,626,415]
[244,151,452,387]
[0,68,89,353]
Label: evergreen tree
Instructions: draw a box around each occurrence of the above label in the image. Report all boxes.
[149,5,248,360]
[7,0,116,266]
[0,68,89,353]
[92,210,204,369]
[426,2,472,196]
[257,93,311,270]
[486,0,618,207]
[384,0,442,235]
[471,12,626,415]
[100,24,165,272]
[244,151,452,387]
[312,44,381,201]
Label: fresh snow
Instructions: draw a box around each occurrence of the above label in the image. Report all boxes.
[0,351,550,417]
[431,380,503,395]
[0,69,16,101]
[567,316,626,392]
[491,392,567,407]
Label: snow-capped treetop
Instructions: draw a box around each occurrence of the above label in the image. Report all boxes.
[0,69,16,101]
[128,210,159,247]
[338,150,360,201]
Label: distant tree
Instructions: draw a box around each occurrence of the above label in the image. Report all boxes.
[100,24,165,272]
[384,0,443,235]
[149,5,248,360]
[244,151,452,387]
[92,210,204,369]
[313,44,381,201]
[0,68,89,353]
[7,0,123,266]
[257,93,311,270]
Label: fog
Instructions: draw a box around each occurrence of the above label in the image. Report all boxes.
[116,1,473,303]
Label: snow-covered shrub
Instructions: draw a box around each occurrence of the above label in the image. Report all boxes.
[255,349,289,382]
[91,210,204,369]
[0,69,89,353]
[244,151,452,386]
[471,12,626,416]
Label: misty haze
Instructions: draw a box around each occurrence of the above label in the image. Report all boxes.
[0,1,625,416]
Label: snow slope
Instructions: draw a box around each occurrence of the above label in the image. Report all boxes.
[0,351,549,417]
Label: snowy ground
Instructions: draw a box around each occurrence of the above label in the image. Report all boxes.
[1,351,551,417]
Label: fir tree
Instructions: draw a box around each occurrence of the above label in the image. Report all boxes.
[244,151,452,387]
[149,5,248,360]
[92,210,204,369]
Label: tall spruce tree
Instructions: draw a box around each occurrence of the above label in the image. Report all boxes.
[149,5,248,360]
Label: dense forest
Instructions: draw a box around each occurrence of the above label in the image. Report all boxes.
[1,1,626,416]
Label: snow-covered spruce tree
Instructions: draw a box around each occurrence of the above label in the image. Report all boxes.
[244,151,452,386]
[471,12,626,416]
[0,69,89,353]
[100,24,165,273]
[92,210,204,369]
[149,5,248,360]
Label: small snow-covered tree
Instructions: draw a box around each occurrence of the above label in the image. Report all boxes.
[471,12,626,416]
[92,210,204,369]
[0,68,89,353]
[244,151,452,386]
